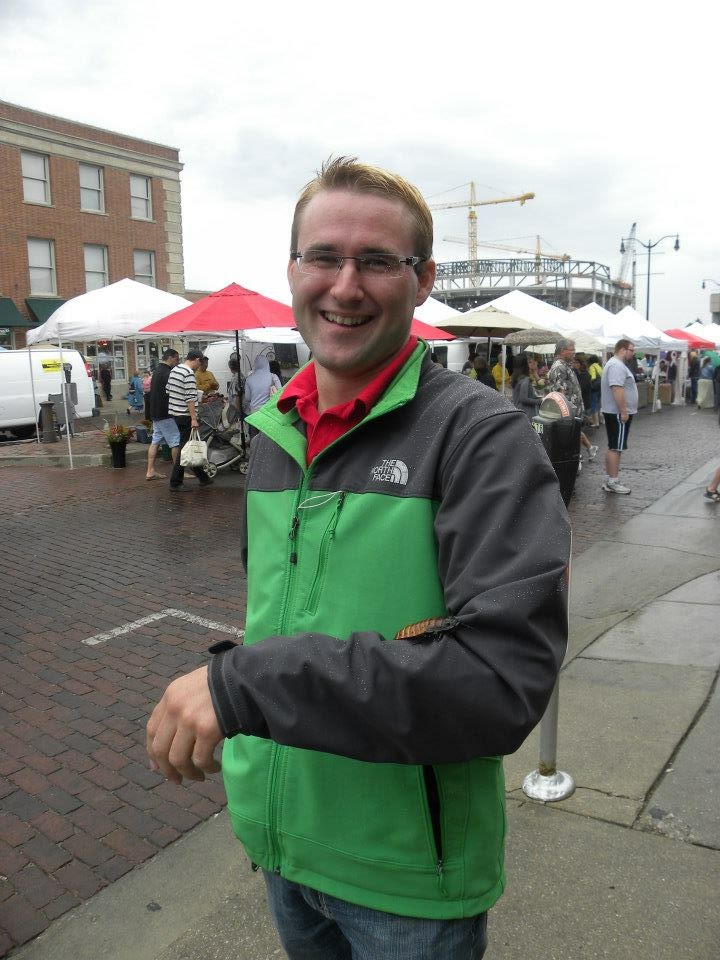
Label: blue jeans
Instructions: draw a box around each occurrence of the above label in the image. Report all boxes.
[263,871,487,960]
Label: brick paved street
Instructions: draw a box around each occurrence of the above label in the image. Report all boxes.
[0,403,718,955]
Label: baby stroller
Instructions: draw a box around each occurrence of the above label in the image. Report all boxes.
[196,397,248,478]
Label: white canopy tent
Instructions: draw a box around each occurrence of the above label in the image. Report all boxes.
[612,306,687,352]
[482,290,576,333]
[26,279,192,345]
[24,280,192,468]
[683,320,720,348]
[413,296,462,324]
[566,302,616,340]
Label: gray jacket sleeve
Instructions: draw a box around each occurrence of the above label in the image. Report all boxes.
[209,409,570,765]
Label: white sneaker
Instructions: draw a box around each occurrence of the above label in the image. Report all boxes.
[602,478,631,495]
[588,445,599,461]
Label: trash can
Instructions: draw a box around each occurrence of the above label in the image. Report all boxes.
[532,392,582,507]
[39,400,58,443]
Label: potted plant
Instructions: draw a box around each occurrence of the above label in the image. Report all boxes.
[104,421,134,468]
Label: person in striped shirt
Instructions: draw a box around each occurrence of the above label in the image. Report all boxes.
[166,349,212,492]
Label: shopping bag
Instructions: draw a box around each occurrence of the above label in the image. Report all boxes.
[180,428,208,468]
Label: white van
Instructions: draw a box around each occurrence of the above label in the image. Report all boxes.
[431,341,471,372]
[202,338,311,392]
[0,348,97,438]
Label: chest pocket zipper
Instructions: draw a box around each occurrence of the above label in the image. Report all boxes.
[304,492,346,615]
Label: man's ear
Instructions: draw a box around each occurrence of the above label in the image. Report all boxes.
[415,258,437,307]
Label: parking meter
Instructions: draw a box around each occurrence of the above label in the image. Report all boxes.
[532,391,582,506]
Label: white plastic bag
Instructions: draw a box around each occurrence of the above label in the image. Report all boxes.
[180,428,208,468]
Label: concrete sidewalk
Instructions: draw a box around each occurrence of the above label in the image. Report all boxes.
[0,398,151,468]
[9,455,719,960]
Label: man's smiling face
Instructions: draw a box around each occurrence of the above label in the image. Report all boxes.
[288,189,435,386]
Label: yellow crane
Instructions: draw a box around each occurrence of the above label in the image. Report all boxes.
[429,183,535,261]
[443,234,570,263]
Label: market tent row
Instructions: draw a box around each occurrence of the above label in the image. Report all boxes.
[137,285,456,392]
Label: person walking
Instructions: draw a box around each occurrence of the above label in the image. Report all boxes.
[587,354,603,427]
[243,354,281,439]
[145,349,180,480]
[600,338,638,495]
[98,363,112,401]
[166,349,212,493]
[511,353,541,418]
[469,355,496,388]
[142,368,153,421]
[704,464,720,503]
[688,351,700,403]
[548,339,597,466]
[147,157,569,960]
[243,354,281,414]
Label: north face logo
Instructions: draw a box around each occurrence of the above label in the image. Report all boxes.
[371,459,409,485]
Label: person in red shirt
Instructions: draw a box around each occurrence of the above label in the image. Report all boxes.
[147,158,569,960]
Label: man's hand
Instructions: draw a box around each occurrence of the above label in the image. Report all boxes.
[146,666,223,784]
[619,410,629,423]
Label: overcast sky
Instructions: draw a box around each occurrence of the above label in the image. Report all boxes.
[1,0,717,328]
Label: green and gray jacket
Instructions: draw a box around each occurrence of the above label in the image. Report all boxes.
[209,344,570,920]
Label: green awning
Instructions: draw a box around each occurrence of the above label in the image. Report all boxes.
[0,297,29,327]
[26,297,66,323]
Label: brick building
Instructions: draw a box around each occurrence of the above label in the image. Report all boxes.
[0,100,186,381]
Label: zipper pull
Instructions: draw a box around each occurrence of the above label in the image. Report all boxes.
[329,492,346,541]
[289,513,299,564]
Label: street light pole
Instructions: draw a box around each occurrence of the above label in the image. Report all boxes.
[619,233,680,412]
[620,233,680,324]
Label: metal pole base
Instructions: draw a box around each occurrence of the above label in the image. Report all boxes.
[522,769,575,803]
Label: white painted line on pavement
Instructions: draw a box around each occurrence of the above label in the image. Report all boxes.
[82,607,245,646]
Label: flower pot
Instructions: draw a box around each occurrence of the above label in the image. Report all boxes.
[135,426,150,444]
[109,441,127,468]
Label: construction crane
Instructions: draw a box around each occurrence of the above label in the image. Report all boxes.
[443,234,570,263]
[429,183,535,261]
[616,222,637,305]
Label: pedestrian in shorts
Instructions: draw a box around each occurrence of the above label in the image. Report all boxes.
[601,339,638,495]
[146,349,180,480]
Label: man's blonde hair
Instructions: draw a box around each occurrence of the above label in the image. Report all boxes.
[290,156,434,261]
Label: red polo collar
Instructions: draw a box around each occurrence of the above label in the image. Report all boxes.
[277,336,418,465]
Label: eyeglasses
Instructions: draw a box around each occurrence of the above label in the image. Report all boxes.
[294,249,426,278]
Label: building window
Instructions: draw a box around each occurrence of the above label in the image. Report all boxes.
[133,249,155,286]
[84,244,108,291]
[21,151,51,205]
[27,238,56,294]
[80,163,105,212]
[130,174,152,219]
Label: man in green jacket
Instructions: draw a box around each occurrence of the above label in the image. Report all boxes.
[148,158,570,959]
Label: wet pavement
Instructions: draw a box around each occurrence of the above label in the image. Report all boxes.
[1,401,719,958]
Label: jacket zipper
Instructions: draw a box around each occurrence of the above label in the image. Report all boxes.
[422,765,444,882]
[305,492,346,615]
[267,475,311,870]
